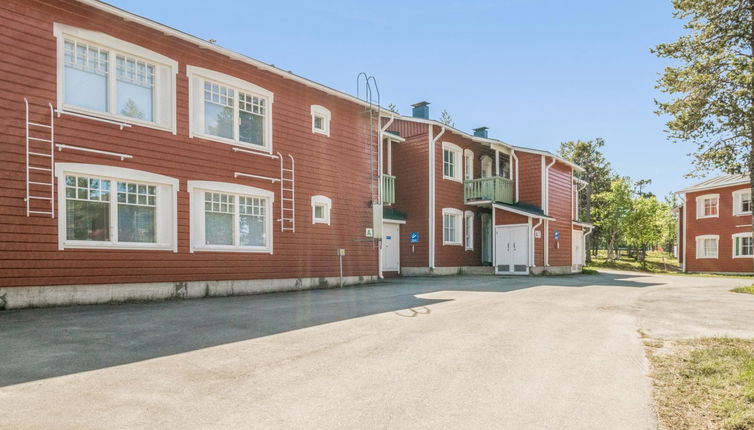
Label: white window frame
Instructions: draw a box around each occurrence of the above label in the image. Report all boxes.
[695,234,719,259]
[311,195,332,225]
[463,149,474,180]
[733,189,752,216]
[442,142,462,182]
[732,232,754,258]
[310,105,331,137]
[55,163,179,251]
[695,194,719,219]
[53,23,178,134]
[187,66,274,154]
[480,155,493,178]
[442,208,463,246]
[464,210,474,251]
[188,181,274,254]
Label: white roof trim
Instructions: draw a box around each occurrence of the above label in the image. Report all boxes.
[492,204,556,221]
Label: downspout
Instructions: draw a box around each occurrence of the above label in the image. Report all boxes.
[511,149,519,202]
[583,225,594,266]
[681,195,687,272]
[376,115,395,280]
[532,218,543,267]
[543,157,556,267]
[428,124,446,270]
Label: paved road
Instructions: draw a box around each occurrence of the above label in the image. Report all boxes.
[1,271,752,429]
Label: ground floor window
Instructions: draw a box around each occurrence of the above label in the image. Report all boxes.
[56,163,178,251]
[442,208,462,245]
[695,235,719,259]
[189,181,274,253]
[464,210,474,250]
[733,233,753,258]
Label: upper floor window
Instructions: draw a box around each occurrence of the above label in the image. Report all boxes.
[311,195,332,225]
[311,105,331,136]
[187,66,274,153]
[733,189,752,216]
[463,149,474,180]
[695,235,719,259]
[442,208,463,245]
[53,23,177,132]
[188,181,274,253]
[733,232,753,258]
[480,155,493,178]
[442,142,462,182]
[696,194,719,219]
[55,163,178,251]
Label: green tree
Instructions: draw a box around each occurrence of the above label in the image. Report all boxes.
[624,196,667,264]
[558,138,613,260]
[653,0,753,269]
[593,177,633,261]
[387,103,399,114]
[120,99,144,120]
[439,109,455,127]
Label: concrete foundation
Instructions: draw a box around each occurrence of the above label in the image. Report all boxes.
[400,266,495,276]
[530,265,574,275]
[0,275,378,310]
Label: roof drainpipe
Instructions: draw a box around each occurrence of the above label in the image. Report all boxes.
[532,218,543,267]
[543,157,557,267]
[511,150,519,202]
[377,115,396,280]
[429,124,446,270]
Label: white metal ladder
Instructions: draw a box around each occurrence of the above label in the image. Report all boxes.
[278,152,295,232]
[24,98,55,217]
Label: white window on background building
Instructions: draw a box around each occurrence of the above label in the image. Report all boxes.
[696,194,719,219]
[188,181,273,253]
[54,23,177,132]
[463,149,474,180]
[464,210,474,250]
[56,163,178,251]
[733,189,752,216]
[733,232,754,258]
[442,208,462,245]
[311,195,332,225]
[187,66,274,153]
[311,105,331,136]
[695,235,719,259]
[442,142,462,182]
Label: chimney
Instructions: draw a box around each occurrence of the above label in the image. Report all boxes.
[473,127,489,138]
[411,101,430,119]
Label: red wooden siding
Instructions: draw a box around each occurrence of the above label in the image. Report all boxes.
[546,161,573,267]
[0,0,379,287]
[516,152,542,208]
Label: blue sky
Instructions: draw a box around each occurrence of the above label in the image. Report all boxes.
[109,0,699,198]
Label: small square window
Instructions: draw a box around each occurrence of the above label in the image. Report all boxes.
[313,115,325,131]
[311,105,331,136]
[311,195,332,225]
[314,204,325,220]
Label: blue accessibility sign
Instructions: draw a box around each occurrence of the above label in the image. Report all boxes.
[554,230,560,241]
[409,232,419,243]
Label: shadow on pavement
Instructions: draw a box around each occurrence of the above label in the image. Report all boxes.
[0,271,659,387]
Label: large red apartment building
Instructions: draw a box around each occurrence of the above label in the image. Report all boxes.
[0,0,590,308]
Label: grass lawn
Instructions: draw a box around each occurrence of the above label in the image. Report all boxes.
[585,250,680,274]
[648,338,754,430]
[732,286,754,295]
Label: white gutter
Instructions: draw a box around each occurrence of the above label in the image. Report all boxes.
[428,124,446,269]
[543,157,556,267]
[511,149,519,202]
[583,225,594,266]
[376,116,395,280]
[532,218,543,267]
[681,195,687,272]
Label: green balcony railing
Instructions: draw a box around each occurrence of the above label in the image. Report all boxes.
[382,174,396,205]
[464,176,514,204]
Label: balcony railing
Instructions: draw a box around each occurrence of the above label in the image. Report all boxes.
[464,176,514,204]
[382,174,396,205]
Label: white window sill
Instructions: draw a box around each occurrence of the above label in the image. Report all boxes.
[443,176,463,183]
[312,128,330,137]
[696,256,718,259]
[313,219,330,225]
[443,242,463,246]
[733,255,754,259]
[61,105,174,134]
[192,132,272,154]
[192,245,272,254]
[696,215,719,219]
[733,212,752,217]
[63,241,175,251]
[465,247,474,251]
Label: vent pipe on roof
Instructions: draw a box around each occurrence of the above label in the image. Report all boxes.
[473,127,488,138]
[411,101,430,119]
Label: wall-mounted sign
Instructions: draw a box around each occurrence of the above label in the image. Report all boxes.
[534,230,542,239]
[554,230,560,241]
[365,228,374,238]
[409,232,419,243]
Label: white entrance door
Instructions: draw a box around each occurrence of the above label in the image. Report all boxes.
[495,225,529,274]
[382,222,400,272]
[481,213,492,265]
[572,229,584,271]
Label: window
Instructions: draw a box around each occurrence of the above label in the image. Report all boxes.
[696,194,719,219]
[733,189,752,216]
[188,181,274,253]
[733,232,754,258]
[695,235,719,259]
[311,105,331,136]
[480,155,492,178]
[442,142,462,182]
[464,210,474,250]
[187,66,274,153]
[442,208,463,245]
[55,163,178,251]
[311,195,332,225]
[53,23,177,132]
[464,149,474,180]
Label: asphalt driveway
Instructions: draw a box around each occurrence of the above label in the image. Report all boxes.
[1,271,753,429]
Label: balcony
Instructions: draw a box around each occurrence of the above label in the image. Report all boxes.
[382,174,396,205]
[464,176,514,204]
